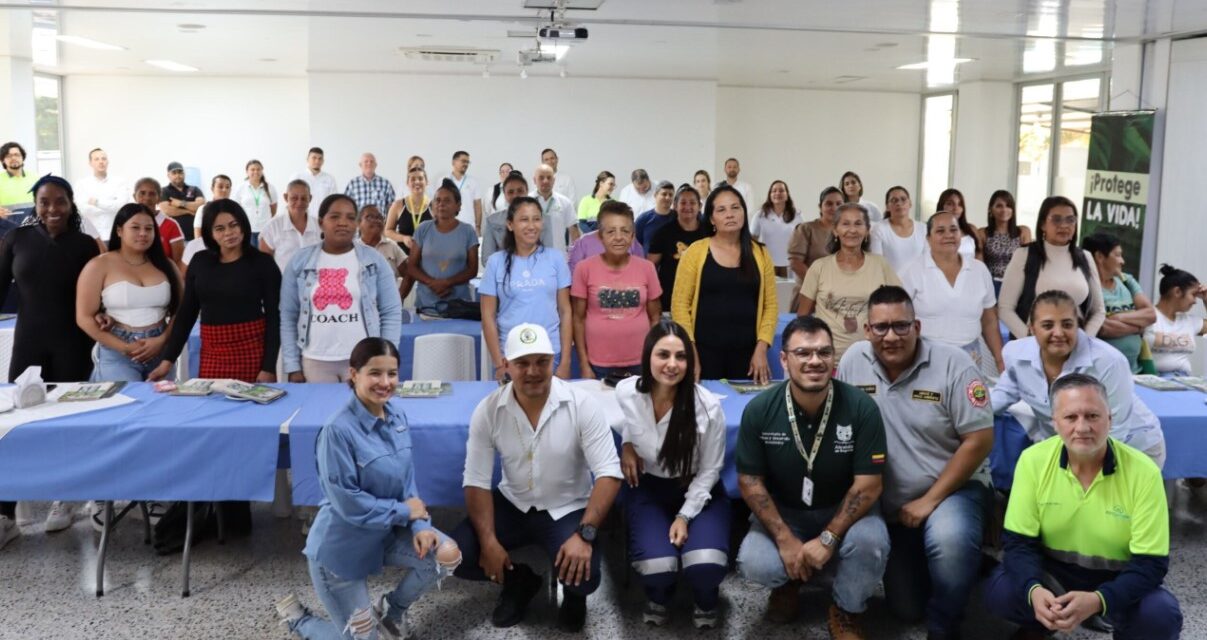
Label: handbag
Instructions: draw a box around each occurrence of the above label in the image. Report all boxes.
[418,298,482,321]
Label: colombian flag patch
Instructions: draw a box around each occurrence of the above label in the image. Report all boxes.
[871,453,886,464]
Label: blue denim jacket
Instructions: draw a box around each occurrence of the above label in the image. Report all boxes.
[280,242,402,373]
[302,394,432,579]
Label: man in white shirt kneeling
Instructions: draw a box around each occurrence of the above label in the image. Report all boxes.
[451,323,622,633]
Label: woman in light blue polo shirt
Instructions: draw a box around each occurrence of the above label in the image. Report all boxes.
[480,195,572,381]
[275,337,460,639]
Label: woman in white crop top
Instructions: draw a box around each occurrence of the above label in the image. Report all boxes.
[76,203,182,381]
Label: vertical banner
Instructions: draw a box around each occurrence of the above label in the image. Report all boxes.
[1081,110,1155,276]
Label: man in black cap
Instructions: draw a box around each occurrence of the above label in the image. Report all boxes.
[158,161,205,240]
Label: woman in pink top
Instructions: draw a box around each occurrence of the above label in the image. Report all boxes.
[572,200,662,379]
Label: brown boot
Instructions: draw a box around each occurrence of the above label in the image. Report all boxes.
[766,582,800,624]
[827,603,865,640]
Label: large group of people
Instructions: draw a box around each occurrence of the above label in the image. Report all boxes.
[0,140,1196,639]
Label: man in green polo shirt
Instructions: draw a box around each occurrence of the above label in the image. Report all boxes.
[736,315,889,640]
[0,142,36,217]
[983,372,1180,639]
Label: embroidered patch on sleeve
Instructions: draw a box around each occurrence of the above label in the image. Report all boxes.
[966,380,989,408]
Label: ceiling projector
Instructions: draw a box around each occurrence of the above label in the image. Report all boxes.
[538,25,588,40]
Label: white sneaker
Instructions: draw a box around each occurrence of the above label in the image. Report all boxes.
[692,605,719,629]
[275,592,306,624]
[44,501,76,532]
[642,601,668,626]
[0,515,19,550]
[372,595,409,640]
[14,501,34,526]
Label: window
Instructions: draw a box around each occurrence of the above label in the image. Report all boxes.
[33,74,64,177]
[1013,76,1105,230]
[919,93,956,217]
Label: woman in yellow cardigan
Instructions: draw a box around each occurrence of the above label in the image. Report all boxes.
[671,185,777,383]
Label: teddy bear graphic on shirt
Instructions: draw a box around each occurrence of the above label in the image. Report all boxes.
[313,268,354,310]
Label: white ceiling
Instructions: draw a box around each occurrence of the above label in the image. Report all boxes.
[3,0,1204,91]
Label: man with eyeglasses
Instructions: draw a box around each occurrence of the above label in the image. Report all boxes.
[735,315,889,640]
[836,285,993,640]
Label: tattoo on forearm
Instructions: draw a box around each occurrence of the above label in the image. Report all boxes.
[740,474,788,537]
[842,490,865,519]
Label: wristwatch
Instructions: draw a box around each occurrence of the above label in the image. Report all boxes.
[820,530,841,549]
[576,523,598,543]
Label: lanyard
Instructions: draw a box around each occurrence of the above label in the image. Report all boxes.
[250,183,263,209]
[540,195,553,216]
[784,383,834,475]
[407,195,428,229]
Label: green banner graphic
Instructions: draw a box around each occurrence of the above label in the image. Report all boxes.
[1081,111,1155,277]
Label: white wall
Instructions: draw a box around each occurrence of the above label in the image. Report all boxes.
[951,81,1015,227]
[307,72,717,201]
[63,75,310,198]
[1155,38,1207,287]
[59,73,924,219]
[715,87,920,214]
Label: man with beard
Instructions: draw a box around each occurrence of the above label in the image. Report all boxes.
[158,161,205,240]
[451,324,622,633]
[0,142,36,217]
[735,315,889,640]
[837,285,994,640]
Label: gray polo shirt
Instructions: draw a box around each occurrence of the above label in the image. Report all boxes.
[837,338,993,517]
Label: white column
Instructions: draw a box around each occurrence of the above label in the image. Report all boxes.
[0,10,37,161]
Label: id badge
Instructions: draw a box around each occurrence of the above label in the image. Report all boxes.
[801,476,814,507]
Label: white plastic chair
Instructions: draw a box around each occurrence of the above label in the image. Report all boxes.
[412,334,477,381]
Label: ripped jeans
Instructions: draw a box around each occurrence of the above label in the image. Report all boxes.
[291,527,458,640]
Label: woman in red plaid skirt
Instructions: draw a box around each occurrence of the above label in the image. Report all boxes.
[150,199,281,383]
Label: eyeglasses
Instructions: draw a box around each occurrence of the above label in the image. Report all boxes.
[1048,215,1078,226]
[869,321,914,337]
[784,347,835,361]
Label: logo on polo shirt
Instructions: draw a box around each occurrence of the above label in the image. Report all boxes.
[1106,505,1131,520]
[836,424,853,442]
[519,327,538,344]
[967,380,989,408]
[912,389,942,403]
[856,384,877,396]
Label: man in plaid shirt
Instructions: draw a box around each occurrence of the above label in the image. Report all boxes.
[343,152,396,214]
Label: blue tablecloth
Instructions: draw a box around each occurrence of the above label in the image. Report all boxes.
[0,383,306,502]
[397,318,484,379]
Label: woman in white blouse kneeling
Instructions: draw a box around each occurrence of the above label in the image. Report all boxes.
[617,319,730,630]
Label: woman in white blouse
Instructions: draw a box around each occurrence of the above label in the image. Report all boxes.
[233,159,278,237]
[617,320,729,630]
[750,180,803,277]
[870,185,927,273]
[900,211,1005,374]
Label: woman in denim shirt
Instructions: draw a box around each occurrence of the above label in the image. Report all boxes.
[276,337,460,639]
[281,194,403,383]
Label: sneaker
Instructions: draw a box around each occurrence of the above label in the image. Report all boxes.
[692,606,718,630]
[766,582,799,624]
[275,592,306,625]
[44,501,76,532]
[14,502,34,526]
[642,601,668,626]
[556,591,587,633]
[491,565,542,628]
[0,515,19,550]
[372,595,410,640]
[827,603,865,640]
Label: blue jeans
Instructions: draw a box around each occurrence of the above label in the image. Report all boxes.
[291,527,451,640]
[577,220,598,234]
[92,324,170,382]
[736,502,889,614]
[883,482,989,635]
[983,564,1181,640]
[451,488,602,597]
[625,475,730,609]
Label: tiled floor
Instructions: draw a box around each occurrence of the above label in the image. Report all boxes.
[2,489,1205,640]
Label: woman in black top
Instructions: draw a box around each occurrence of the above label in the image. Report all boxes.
[0,175,100,381]
[384,166,432,255]
[0,175,100,536]
[648,184,706,308]
[149,200,281,383]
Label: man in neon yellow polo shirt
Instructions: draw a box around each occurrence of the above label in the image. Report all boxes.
[983,372,1181,639]
[0,142,36,217]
